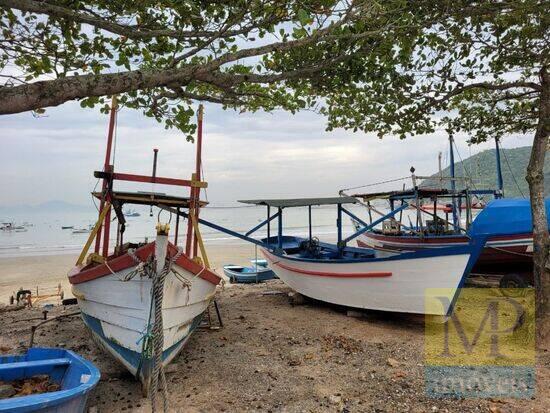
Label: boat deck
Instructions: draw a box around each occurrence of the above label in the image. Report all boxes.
[262,236,377,261]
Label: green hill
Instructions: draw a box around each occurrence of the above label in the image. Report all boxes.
[421,146,549,198]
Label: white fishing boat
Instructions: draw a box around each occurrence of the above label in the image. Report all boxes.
[69,224,220,392]
[173,197,487,316]
[69,102,216,401]
[260,235,480,315]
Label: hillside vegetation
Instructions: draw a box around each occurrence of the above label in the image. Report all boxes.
[421,146,549,198]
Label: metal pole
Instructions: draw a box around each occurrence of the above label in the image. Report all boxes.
[495,137,504,198]
[174,207,180,246]
[438,151,443,189]
[337,203,342,246]
[95,96,117,254]
[277,207,283,249]
[366,201,373,225]
[308,205,312,241]
[267,206,271,243]
[449,133,459,231]
[149,148,158,218]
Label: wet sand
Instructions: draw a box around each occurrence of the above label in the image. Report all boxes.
[0,243,257,304]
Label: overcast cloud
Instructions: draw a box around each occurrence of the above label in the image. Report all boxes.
[0,102,533,207]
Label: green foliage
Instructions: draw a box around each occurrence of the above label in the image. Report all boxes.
[1,0,368,139]
[1,1,546,144]
[309,1,548,143]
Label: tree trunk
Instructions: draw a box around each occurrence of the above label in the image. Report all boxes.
[526,66,550,345]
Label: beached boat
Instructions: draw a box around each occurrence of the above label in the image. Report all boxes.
[0,348,100,413]
[69,102,219,399]
[168,197,487,316]
[350,191,536,275]
[346,136,534,274]
[223,263,276,283]
[260,235,481,315]
[69,225,220,391]
[124,208,141,217]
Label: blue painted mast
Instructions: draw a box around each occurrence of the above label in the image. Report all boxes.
[495,137,504,198]
[449,133,459,231]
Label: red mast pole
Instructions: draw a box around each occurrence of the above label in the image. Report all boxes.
[95,96,117,255]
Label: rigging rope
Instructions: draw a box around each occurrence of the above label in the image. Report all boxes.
[452,139,479,192]
[149,246,183,412]
[340,176,410,192]
[501,145,526,198]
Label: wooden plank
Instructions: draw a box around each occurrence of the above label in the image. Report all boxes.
[94,171,207,188]
[76,202,111,266]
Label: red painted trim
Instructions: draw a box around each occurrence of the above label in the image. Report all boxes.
[262,250,391,278]
[167,243,221,285]
[112,172,196,188]
[69,242,221,286]
[365,231,532,245]
[274,260,391,278]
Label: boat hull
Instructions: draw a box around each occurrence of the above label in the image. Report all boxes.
[262,245,479,316]
[223,265,276,283]
[357,232,533,273]
[69,242,220,391]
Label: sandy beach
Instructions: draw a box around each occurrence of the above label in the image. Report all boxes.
[0,243,258,304]
[0,248,549,412]
[0,281,548,412]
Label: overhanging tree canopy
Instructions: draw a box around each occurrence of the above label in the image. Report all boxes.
[0,0,418,138]
[302,0,549,336]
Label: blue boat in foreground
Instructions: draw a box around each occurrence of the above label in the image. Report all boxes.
[0,348,100,413]
[223,262,276,283]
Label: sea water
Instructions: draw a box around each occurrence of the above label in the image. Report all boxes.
[0,204,376,258]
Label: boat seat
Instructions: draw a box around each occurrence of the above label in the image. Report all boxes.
[0,358,71,381]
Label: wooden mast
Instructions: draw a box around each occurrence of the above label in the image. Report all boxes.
[186,104,204,257]
[95,96,117,256]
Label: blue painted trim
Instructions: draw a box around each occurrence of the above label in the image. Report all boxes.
[343,203,409,244]
[341,206,369,229]
[175,209,268,248]
[267,236,477,264]
[446,235,488,316]
[0,348,100,413]
[245,211,280,237]
[80,312,204,380]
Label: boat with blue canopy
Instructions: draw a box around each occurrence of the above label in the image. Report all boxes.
[346,136,536,275]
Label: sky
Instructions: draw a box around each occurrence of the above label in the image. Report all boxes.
[0,101,534,208]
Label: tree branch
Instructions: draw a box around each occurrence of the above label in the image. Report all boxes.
[0,0,260,40]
